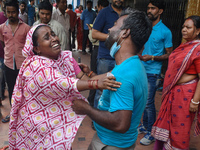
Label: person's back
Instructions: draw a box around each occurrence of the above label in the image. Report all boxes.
[94,56,148,147]
[27,0,35,26]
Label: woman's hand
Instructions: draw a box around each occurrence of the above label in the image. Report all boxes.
[97,76,121,91]
[78,63,90,74]
[189,102,199,112]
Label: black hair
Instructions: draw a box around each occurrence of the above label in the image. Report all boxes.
[5,0,19,12]
[68,4,72,9]
[97,0,109,8]
[38,0,52,12]
[120,8,152,53]
[186,15,200,38]
[19,1,26,6]
[86,0,92,5]
[29,0,34,3]
[56,0,60,5]
[149,0,165,11]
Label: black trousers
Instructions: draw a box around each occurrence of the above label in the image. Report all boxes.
[4,65,19,105]
[69,28,76,49]
[82,30,92,52]
[87,45,99,106]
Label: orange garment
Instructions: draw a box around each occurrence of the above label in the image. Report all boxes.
[185,57,200,74]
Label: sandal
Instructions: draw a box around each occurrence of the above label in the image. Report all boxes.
[2,115,10,123]
[0,145,9,150]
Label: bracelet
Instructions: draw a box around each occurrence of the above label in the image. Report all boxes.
[80,73,85,79]
[151,55,154,61]
[88,80,94,89]
[95,80,98,89]
[88,71,93,78]
[191,99,200,105]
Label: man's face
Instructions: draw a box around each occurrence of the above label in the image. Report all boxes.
[30,0,34,5]
[57,0,67,12]
[112,0,124,9]
[6,6,19,23]
[105,15,127,50]
[147,3,161,21]
[39,9,52,24]
[87,3,92,10]
[19,4,25,12]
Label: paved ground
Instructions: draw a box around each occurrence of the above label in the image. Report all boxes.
[0,50,200,150]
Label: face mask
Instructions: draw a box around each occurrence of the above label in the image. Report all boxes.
[110,33,125,58]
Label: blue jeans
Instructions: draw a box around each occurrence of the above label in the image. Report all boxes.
[143,73,159,132]
[28,18,34,26]
[94,58,115,108]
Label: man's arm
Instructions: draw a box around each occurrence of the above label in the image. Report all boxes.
[72,99,132,133]
[92,28,108,41]
[141,47,173,62]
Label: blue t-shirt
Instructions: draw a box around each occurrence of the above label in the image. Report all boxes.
[142,20,173,74]
[93,4,119,60]
[80,9,96,30]
[94,55,148,148]
[27,4,35,20]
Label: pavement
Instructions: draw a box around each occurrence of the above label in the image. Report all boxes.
[0,50,200,150]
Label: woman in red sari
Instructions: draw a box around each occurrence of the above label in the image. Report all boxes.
[75,5,83,50]
[152,15,200,150]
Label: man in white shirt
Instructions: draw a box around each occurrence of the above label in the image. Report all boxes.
[52,0,70,50]
[18,1,28,24]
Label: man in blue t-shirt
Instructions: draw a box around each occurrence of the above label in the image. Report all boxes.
[72,8,152,149]
[27,0,35,26]
[138,0,173,146]
[80,0,96,54]
[92,0,124,108]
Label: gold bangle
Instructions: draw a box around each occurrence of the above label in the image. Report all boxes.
[151,55,154,61]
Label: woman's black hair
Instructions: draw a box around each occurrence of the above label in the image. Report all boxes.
[186,15,200,38]
[32,25,48,54]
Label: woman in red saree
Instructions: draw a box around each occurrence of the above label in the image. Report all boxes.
[75,5,83,50]
[152,15,200,150]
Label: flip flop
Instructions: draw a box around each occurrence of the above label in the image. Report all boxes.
[2,115,10,123]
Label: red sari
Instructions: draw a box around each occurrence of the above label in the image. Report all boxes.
[75,10,83,50]
[152,40,200,150]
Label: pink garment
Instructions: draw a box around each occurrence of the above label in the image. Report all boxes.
[0,20,30,69]
[72,57,81,75]
[9,24,87,150]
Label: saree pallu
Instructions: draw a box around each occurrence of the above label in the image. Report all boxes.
[152,40,200,150]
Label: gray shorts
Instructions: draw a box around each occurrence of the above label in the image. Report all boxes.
[88,133,136,150]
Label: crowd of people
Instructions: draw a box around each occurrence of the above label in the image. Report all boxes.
[0,0,200,149]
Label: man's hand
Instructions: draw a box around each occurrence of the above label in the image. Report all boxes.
[140,55,152,61]
[72,98,91,115]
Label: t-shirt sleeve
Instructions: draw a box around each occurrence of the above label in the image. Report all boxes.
[72,57,81,75]
[80,11,84,20]
[93,10,105,32]
[164,29,173,48]
[109,77,134,112]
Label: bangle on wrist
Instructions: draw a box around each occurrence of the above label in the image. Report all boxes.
[151,55,154,61]
[88,80,94,89]
[88,71,93,78]
[191,99,200,105]
[80,73,85,79]
[95,80,98,89]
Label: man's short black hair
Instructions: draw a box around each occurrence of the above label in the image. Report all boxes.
[120,8,152,53]
[97,0,109,8]
[38,0,52,12]
[29,0,34,3]
[19,1,26,6]
[5,0,19,12]
[149,0,165,10]
[68,4,72,9]
[86,0,92,5]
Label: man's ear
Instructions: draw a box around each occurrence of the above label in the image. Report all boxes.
[158,9,163,15]
[122,29,130,39]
